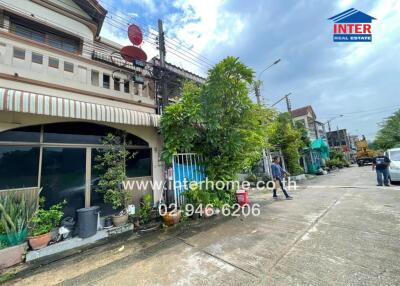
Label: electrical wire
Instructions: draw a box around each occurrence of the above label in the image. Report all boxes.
[97,0,216,66]
[48,0,214,68]
[0,0,212,72]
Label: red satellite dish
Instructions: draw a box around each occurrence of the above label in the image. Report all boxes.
[121,45,147,62]
[128,24,143,46]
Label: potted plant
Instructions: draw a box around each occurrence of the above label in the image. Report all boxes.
[138,194,160,232]
[0,191,37,269]
[95,133,133,227]
[28,198,65,250]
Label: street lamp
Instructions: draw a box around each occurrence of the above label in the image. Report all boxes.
[258,59,281,80]
[325,114,344,132]
[254,59,281,105]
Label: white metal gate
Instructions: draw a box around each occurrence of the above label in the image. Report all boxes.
[172,153,205,205]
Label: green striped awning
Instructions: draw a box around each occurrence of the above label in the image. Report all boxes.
[0,87,160,127]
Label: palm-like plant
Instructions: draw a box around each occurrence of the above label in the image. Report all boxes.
[0,192,38,246]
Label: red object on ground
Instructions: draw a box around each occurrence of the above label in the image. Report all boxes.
[235,190,250,206]
[128,24,143,46]
[120,46,147,62]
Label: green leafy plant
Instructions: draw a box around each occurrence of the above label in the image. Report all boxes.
[374,110,400,149]
[161,57,275,183]
[95,133,133,212]
[139,194,152,224]
[0,192,38,246]
[267,113,304,176]
[29,198,65,237]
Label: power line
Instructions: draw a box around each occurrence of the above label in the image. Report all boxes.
[1,0,213,71]
[48,0,214,68]
[97,0,215,66]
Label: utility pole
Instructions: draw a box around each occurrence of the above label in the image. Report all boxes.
[158,19,168,112]
[254,81,262,105]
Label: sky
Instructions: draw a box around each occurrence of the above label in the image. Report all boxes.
[99,0,400,140]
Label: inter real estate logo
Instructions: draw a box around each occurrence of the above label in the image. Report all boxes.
[328,8,376,42]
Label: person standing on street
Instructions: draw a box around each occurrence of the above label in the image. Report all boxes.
[372,151,391,186]
[271,156,293,200]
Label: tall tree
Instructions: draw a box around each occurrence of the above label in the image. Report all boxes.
[267,113,304,175]
[161,57,275,181]
[374,110,400,149]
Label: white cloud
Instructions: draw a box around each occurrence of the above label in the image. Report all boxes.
[161,0,246,75]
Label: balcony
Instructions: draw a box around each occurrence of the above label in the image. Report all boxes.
[0,36,156,109]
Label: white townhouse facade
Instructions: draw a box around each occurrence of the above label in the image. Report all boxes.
[0,0,163,216]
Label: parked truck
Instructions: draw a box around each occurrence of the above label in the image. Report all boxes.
[355,136,376,166]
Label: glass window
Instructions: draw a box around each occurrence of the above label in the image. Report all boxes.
[31,52,43,64]
[124,81,129,93]
[64,61,74,73]
[103,74,110,89]
[14,23,45,43]
[11,17,80,54]
[114,78,120,91]
[126,149,152,177]
[41,148,86,218]
[91,70,99,86]
[0,125,41,142]
[13,47,25,60]
[389,150,400,161]
[48,57,59,68]
[63,40,79,53]
[125,133,149,146]
[0,146,39,190]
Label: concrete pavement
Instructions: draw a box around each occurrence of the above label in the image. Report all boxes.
[7,166,400,286]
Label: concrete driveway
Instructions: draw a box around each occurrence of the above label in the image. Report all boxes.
[9,166,400,286]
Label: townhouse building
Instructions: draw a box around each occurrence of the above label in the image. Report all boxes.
[0,0,163,217]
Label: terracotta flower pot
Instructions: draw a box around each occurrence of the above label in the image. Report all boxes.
[162,210,181,226]
[0,243,26,270]
[28,232,52,250]
[112,213,129,227]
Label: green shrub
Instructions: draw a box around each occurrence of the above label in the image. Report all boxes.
[245,173,258,183]
[95,133,133,211]
[29,198,65,237]
[139,194,152,224]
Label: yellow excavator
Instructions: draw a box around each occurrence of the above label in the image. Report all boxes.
[356,136,376,166]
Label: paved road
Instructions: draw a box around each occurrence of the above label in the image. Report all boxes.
[9,166,400,286]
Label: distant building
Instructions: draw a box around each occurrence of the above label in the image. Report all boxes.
[326,129,356,162]
[291,105,326,141]
[326,129,350,148]
[291,105,329,174]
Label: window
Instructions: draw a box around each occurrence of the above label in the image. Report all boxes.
[48,34,79,53]
[64,61,74,73]
[103,74,110,89]
[31,52,43,64]
[10,16,80,54]
[114,78,120,91]
[124,81,130,93]
[48,57,59,68]
[0,125,41,142]
[91,70,99,86]
[126,149,152,177]
[41,148,86,218]
[13,47,25,60]
[0,146,39,189]
[14,23,45,43]
[43,122,149,146]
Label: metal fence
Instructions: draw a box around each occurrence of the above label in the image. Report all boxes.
[172,153,205,206]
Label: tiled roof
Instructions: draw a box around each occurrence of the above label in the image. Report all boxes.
[291,105,315,118]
